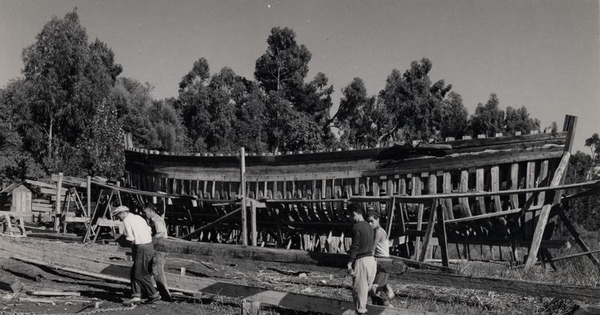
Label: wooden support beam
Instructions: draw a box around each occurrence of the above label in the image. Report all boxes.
[535,249,600,265]
[525,152,570,269]
[54,173,63,231]
[418,199,437,262]
[557,207,600,267]
[436,203,449,267]
[180,207,241,240]
[397,271,600,303]
[444,204,544,224]
[240,147,248,246]
[155,237,408,273]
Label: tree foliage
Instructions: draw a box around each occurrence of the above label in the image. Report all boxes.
[505,106,540,135]
[334,78,385,148]
[1,9,124,178]
[378,58,455,144]
[471,94,505,137]
[254,27,311,97]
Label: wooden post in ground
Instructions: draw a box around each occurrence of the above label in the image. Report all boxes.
[241,300,261,315]
[418,199,437,262]
[436,202,449,267]
[240,147,247,246]
[54,173,63,232]
[251,200,257,246]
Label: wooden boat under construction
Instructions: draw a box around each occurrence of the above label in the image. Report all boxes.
[117,114,599,269]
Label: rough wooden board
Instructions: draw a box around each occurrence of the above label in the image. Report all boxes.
[398,270,600,303]
[154,238,408,274]
[0,269,23,292]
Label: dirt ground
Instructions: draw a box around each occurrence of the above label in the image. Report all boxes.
[0,237,587,315]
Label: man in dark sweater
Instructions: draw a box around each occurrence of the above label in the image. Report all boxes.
[347,203,376,314]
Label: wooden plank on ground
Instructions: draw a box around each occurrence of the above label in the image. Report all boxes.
[398,270,600,303]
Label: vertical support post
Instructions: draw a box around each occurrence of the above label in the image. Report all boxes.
[86,176,91,217]
[563,115,577,153]
[240,147,248,246]
[436,202,449,267]
[385,197,396,237]
[418,199,437,262]
[251,200,257,246]
[54,173,64,232]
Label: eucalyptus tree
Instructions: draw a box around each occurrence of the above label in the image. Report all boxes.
[20,9,123,176]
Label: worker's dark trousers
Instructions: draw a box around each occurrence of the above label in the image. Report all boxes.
[130,243,158,298]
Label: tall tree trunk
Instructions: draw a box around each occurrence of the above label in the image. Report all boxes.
[48,116,53,160]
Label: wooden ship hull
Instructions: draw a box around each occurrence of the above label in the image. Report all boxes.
[118,115,596,269]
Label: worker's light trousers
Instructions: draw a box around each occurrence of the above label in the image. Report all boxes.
[352,256,376,314]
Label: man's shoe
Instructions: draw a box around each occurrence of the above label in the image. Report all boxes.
[122,297,142,306]
[145,293,161,304]
[370,284,379,296]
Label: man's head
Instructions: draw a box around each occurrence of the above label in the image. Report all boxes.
[143,203,158,218]
[113,205,129,221]
[367,208,381,229]
[347,203,365,223]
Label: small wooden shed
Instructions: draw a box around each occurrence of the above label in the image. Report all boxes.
[11,184,32,222]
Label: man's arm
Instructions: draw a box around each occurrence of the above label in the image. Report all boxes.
[123,218,135,242]
[153,217,168,239]
[347,224,361,271]
[372,228,384,255]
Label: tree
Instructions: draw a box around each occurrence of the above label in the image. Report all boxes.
[505,106,540,135]
[177,58,212,151]
[111,77,157,148]
[564,151,600,231]
[264,91,325,152]
[232,83,269,153]
[78,101,124,178]
[378,58,453,144]
[20,9,122,176]
[254,27,311,98]
[584,133,600,179]
[294,72,334,129]
[334,78,385,148]
[438,92,469,139]
[470,93,505,137]
[0,80,45,181]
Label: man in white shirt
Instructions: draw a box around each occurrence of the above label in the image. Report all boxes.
[113,206,160,305]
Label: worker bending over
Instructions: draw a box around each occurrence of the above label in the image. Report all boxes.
[113,205,161,305]
[143,203,171,301]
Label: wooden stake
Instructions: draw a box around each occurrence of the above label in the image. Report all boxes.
[240,147,247,246]
[241,300,261,315]
[54,173,63,232]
